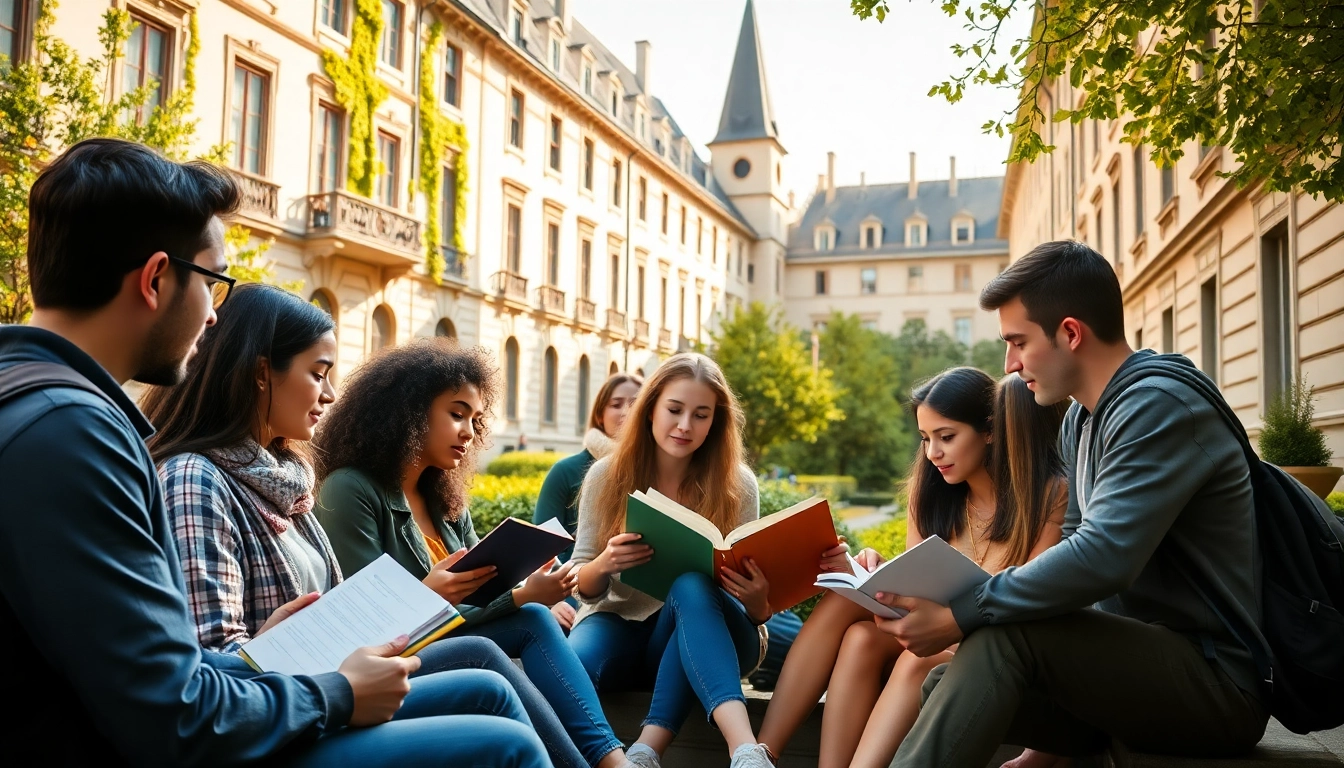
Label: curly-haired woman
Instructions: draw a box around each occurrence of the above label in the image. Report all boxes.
[312,340,627,768]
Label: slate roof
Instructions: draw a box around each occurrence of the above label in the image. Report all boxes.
[450,0,755,234]
[711,0,779,145]
[788,177,1009,258]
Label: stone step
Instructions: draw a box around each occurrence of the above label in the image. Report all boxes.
[1108,720,1342,767]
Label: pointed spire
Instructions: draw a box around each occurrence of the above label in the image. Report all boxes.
[711,0,779,145]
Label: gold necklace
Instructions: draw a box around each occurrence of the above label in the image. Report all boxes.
[965,499,991,566]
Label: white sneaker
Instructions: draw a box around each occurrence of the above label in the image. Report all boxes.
[624,743,662,768]
[729,743,774,768]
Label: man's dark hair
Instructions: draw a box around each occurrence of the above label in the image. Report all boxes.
[28,137,240,312]
[979,240,1125,344]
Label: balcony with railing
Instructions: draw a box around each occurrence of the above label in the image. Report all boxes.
[605,309,628,339]
[575,297,598,329]
[490,270,529,309]
[439,245,467,283]
[305,190,421,266]
[536,284,567,319]
[657,328,673,351]
[230,170,279,221]
[633,318,650,346]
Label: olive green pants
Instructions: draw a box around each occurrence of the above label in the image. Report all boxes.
[891,609,1268,768]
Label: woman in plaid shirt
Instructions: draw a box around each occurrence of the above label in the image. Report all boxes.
[140,283,587,768]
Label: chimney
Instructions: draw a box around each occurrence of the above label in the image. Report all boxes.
[860,171,866,188]
[816,173,825,192]
[908,152,918,199]
[826,152,836,204]
[635,40,653,94]
[949,156,958,197]
[558,0,572,31]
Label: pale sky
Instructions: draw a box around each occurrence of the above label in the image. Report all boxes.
[573,0,1033,204]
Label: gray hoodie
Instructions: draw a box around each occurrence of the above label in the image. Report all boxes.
[949,351,1263,697]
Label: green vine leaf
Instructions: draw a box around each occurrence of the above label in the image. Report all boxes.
[418,21,470,283]
[322,0,388,198]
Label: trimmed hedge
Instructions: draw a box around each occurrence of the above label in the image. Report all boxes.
[795,475,858,501]
[468,475,543,533]
[848,491,899,507]
[485,451,567,477]
[1328,491,1344,517]
[856,516,908,560]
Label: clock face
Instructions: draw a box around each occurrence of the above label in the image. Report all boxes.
[733,158,751,179]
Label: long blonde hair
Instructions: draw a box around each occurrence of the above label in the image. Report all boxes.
[593,353,748,544]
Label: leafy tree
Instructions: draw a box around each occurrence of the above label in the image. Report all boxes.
[971,338,1006,376]
[851,0,1344,201]
[709,302,842,466]
[224,225,302,294]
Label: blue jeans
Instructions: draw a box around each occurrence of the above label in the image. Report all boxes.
[414,634,586,768]
[456,602,624,766]
[280,668,548,767]
[568,572,760,733]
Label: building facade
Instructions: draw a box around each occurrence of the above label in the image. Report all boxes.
[999,73,1344,487]
[33,0,790,457]
[784,152,1009,344]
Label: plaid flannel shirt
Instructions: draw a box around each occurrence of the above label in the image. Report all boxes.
[159,453,342,654]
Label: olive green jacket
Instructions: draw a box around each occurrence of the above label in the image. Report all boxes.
[315,466,518,624]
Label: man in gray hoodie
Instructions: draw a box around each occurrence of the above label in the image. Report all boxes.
[877,241,1268,767]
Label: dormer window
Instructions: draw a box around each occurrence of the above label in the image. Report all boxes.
[952,212,975,245]
[582,61,593,94]
[814,223,835,251]
[905,216,928,247]
[549,37,561,71]
[861,216,883,249]
[509,4,523,44]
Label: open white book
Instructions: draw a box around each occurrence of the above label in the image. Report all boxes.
[814,536,990,619]
[240,553,463,676]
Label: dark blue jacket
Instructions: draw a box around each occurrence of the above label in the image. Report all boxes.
[0,326,352,766]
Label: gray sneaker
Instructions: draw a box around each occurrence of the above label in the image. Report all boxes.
[624,743,662,768]
[729,743,775,768]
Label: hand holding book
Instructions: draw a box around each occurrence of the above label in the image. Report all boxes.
[719,558,771,623]
[424,548,497,604]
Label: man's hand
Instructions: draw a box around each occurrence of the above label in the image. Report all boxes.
[721,558,772,624]
[255,591,320,637]
[817,539,851,574]
[550,600,577,631]
[872,593,963,656]
[423,548,496,605]
[514,559,577,607]
[339,635,421,727]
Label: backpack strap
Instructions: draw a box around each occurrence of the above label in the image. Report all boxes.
[0,361,111,410]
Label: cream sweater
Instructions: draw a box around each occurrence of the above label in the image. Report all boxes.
[569,457,760,627]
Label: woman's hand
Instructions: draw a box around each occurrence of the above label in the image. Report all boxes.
[593,532,653,577]
[256,591,320,636]
[817,538,851,574]
[423,548,497,605]
[513,559,577,607]
[721,558,772,624]
[550,600,577,631]
[855,547,885,573]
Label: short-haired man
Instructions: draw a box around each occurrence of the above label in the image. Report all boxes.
[876,241,1268,766]
[0,139,546,766]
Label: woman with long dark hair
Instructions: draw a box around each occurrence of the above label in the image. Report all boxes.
[757,368,1070,768]
[312,341,628,768]
[141,284,550,767]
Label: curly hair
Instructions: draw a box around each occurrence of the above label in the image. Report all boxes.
[313,338,499,522]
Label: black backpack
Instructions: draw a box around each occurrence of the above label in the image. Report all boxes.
[1097,358,1344,734]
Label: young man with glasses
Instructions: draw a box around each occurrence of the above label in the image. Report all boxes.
[0,139,547,766]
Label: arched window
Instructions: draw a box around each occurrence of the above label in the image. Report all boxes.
[609,360,619,378]
[435,318,456,338]
[577,355,591,433]
[543,347,559,425]
[505,337,520,420]
[371,305,394,350]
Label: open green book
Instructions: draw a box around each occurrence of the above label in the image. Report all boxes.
[622,489,838,608]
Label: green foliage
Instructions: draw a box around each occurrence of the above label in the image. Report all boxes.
[485,451,569,477]
[1259,379,1332,467]
[1326,492,1344,518]
[795,475,858,502]
[467,474,544,533]
[970,339,1005,377]
[852,0,1344,202]
[856,516,909,560]
[710,302,843,465]
[758,479,811,516]
[223,225,302,293]
[323,0,387,198]
[0,2,208,323]
[418,22,470,282]
[849,492,898,507]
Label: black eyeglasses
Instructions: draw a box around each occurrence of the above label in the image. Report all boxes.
[169,256,236,310]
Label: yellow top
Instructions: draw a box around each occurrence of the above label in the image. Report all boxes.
[424,534,451,565]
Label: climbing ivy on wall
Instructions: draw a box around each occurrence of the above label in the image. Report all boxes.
[322,0,387,198]
[418,22,470,283]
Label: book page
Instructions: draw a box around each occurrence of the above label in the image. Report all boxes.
[638,489,726,547]
[858,536,989,607]
[241,554,450,676]
[724,495,823,546]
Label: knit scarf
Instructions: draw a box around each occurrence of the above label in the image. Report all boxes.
[208,441,315,534]
[583,427,617,459]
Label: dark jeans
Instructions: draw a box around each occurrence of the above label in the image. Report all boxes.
[280,668,548,768]
[891,609,1269,768]
[415,635,587,768]
[456,602,624,766]
[568,572,760,733]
